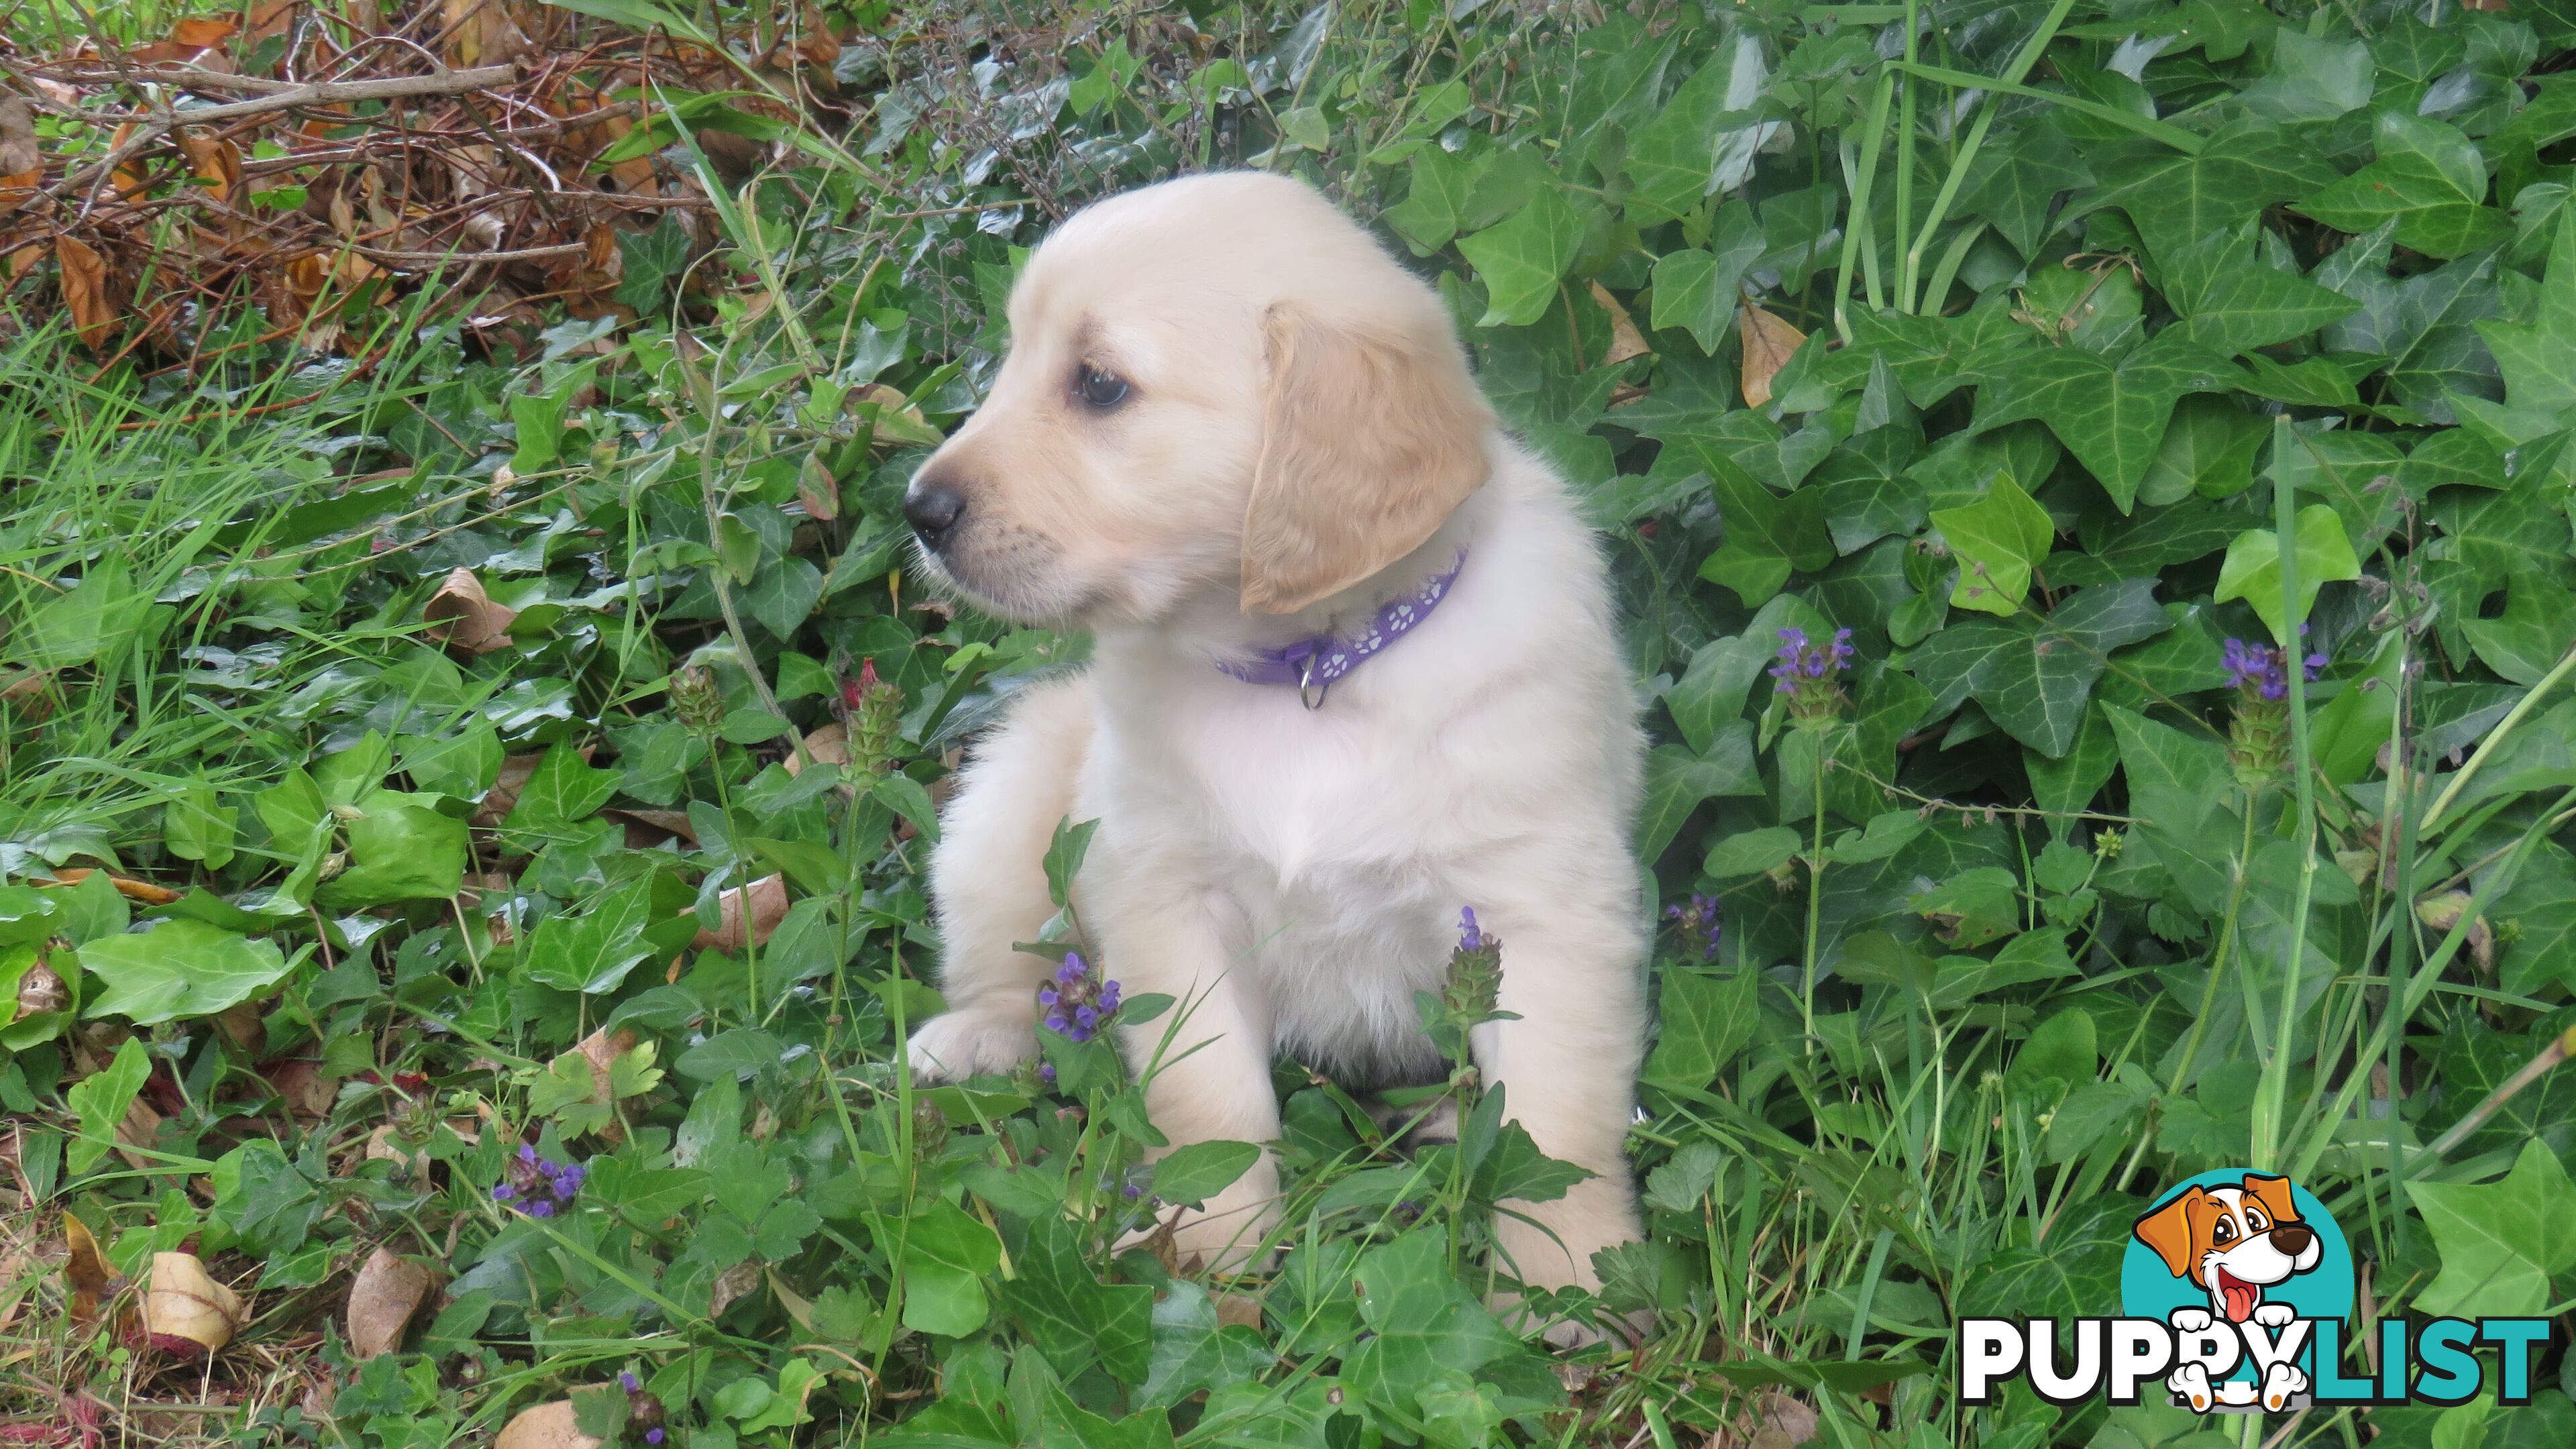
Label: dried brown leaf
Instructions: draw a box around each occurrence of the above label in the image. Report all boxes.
[142,1252,245,1356]
[41,867,181,905]
[1737,300,1806,410]
[0,97,38,178]
[694,875,788,951]
[62,1213,113,1325]
[170,15,239,47]
[346,1246,435,1359]
[1587,281,1652,366]
[55,237,121,352]
[494,1401,603,1449]
[782,722,850,777]
[424,567,518,653]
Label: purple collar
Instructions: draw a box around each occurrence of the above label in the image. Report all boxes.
[1217,550,1466,708]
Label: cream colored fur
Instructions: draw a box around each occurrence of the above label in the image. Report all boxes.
[901,171,1648,1322]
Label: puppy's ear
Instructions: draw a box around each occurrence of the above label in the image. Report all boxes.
[1240,302,1493,614]
[2134,1188,2206,1281]
[2242,1174,2301,1224]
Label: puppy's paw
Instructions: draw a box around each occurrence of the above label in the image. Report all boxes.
[2169,1307,2214,1334]
[2262,1362,2308,1411]
[2167,1364,2214,1413]
[2251,1301,2295,1329]
[907,1009,1036,1082]
[1485,1292,1648,1352]
[1116,1183,1280,1277]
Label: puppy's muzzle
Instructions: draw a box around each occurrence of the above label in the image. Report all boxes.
[904,470,969,554]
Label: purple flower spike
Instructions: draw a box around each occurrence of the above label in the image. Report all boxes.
[646,1432,665,1446]
[1770,623,1858,724]
[492,1184,517,1202]
[620,1373,640,1392]
[1458,906,1485,953]
[529,1200,555,1218]
[517,1144,538,1164]
[1038,1061,1057,1085]
[1035,952,1123,1044]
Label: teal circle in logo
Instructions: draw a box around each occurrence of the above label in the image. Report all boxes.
[2119,1169,2355,1385]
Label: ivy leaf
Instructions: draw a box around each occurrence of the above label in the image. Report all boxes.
[2316,223,2502,425]
[2298,113,2512,260]
[2473,209,2576,428]
[80,921,294,1026]
[2233,32,2373,123]
[1140,1281,1273,1409]
[2163,225,2359,358]
[66,1037,151,1176]
[1929,471,2053,615]
[1959,1195,2141,1320]
[1644,964,1761,1089]
[1635,729,1760,863]
[2074,120,2340,267]
[1648,205,1764,354]
[1955,121,2093,260]
[1001,1212,1154,1385]
[2406,1140,2576,1318]
[1456,185,1582,327]
[1382,145,1478,253]
[1904,582,2172,757]
[1342,1232,1519,1421]
[499,745,620,846]
[522,875,662,995]
[2212,504,2363,642]
[900,1199,1002,1337]
[1968,330,2241,511]
[1697,461,1835,607]
[1150,1142,1260,1208]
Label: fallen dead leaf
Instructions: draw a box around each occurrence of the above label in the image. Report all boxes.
[693,874,788,951]
[2416,891,2495,973]
[265,1060,341,1118]
[798,451,840,521]
[142,1252,245,1356]
[707,1260,761,1318]
[115,1094,163,1172]
[63,1213,114,1325]
[566,1025,638,1142]
[494,1400,603,1449]
[782,722,851,777]
[55,237,121,351]
[424,568,518,653]
[1214,1292,1265,1331]
[0,96,39,176]
[346,1246,435,1359]
[40,868,182,906]
[1587,281,1653,366]
[1737,299,1806,410]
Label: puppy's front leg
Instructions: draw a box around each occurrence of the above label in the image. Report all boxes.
[1102,890,1282,1273]
[1470,903,1646,1299]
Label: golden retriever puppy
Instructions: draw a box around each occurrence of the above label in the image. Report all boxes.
[900,170,1646,1318]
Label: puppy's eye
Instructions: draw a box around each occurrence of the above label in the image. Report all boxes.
[2245,1208,2267,1230]
[2212,1221,2235,1243]
[1077,364,1129,410]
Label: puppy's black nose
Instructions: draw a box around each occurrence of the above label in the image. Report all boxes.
[904,475,967,550]
[2269,1222,2314,1255]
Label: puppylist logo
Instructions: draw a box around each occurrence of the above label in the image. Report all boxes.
[1960,1170,2555,1415]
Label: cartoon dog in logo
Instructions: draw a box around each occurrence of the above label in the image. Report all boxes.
[2133,1175,2323,1411]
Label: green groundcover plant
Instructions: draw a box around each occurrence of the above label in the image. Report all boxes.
[4,0,2576,1444]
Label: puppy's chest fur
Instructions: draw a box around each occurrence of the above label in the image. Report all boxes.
[1089,678,1479,1084]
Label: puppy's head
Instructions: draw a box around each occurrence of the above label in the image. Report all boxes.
[2133,1175,2322,1321]
[903,171,1494,625]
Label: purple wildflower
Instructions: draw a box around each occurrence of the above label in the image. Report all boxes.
[2221,631,2326,702]
[1122,1182,1145,1200]
[1038,1060,1057,1085]
[1458,906,1485,952]
[645,1432,664,1446]
[496,1143,586,1217]
[1664,893,1721,959]
[1770,626,1857,725]
[619,1374,639,1392]
[1038,952,1122,1044]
